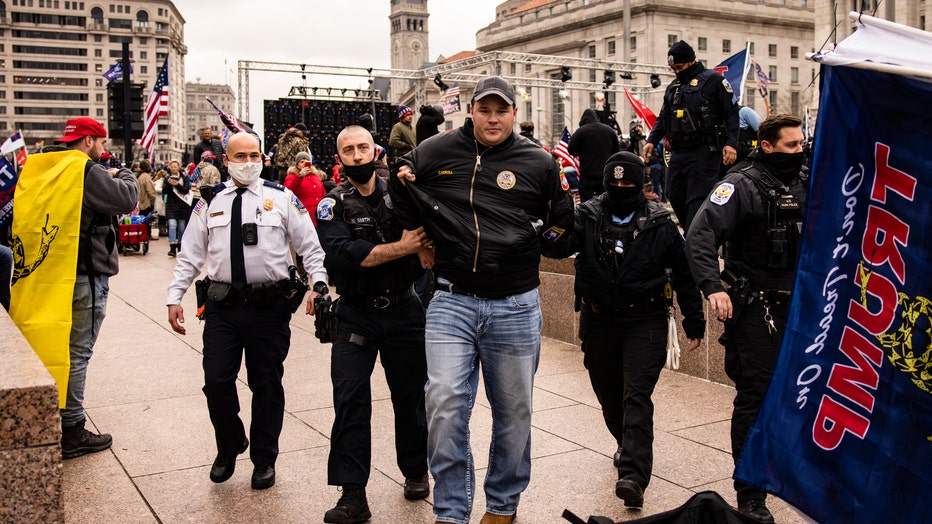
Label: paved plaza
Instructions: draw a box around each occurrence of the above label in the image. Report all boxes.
[62,241,807,523]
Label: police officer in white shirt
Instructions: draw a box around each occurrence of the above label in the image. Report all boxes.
[167,132,328,490]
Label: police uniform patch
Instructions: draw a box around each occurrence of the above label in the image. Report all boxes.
[317,197,336,221]
[723,78,734,94]
[690,79,699,86]
[264,198,273,211]
[290,194,307,213]
[496,170,516,190]
[613,165,625,180]
[560,171,570,191]
[710,182,735,205]
[192,199,206,216]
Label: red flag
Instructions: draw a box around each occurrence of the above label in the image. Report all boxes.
[140,57,169,157]
[15,147,27,167]
[623,88,657,131]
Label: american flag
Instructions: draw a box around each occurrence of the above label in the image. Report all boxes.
[552,127,578,171]
[140,57,169,157]
[440,83,461,100]
[207,97,255,136]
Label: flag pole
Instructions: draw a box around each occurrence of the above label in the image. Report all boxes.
[739,40,751,106]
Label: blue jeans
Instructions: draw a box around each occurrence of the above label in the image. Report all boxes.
[167,218,187,243]
[426,285,541,523]
[62,274,109,427]
[0,244,12,310]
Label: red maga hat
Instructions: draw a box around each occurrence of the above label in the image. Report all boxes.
[54,117,107,144]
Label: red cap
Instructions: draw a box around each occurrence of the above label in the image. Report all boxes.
[100,151,112,160]
[54,117,107,143]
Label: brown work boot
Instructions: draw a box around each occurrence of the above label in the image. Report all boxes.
[479,511,516,524]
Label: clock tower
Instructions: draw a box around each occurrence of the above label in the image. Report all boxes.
[389,0,430,101]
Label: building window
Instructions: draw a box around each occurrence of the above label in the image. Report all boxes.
[589,69,596,82]
[668,34,678,47]
[790,46,799,59]
[588,44,596,58]
[768,44,777,57]
[524,62,532,73]
[791,92,800,115]
[140,51,147,59]
[140,65,147,74]
[510,63,516,75]
[698,37,707,51]
[95,63,102,72]
[746,89,756,109]
[769,90,777,112]
[96,108,104,117]
[96,93,103,102]
[749,42,755,55]
[769,65,778,82]
[791,67,799,84]
[629,36,636,51]
[607,40,615,55]
[94,49,101,57]
[723,39,731,54]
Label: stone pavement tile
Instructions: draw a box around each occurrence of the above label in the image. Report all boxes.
[652,370,734,432]
[650,430,734,489]
[87,390,329,478]
[280,352,335,413]
[85,337,205,409]
[534,369,601,410]
[521,448,699,523]
[532,386,582,412]
[532,403,617,462]
[537,337,586,377]
[670,419,732,454]
[133,446,435,524]
[63,448,156,524]
[698,478,809,524]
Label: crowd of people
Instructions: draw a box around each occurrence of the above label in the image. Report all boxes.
[5,38,813,524]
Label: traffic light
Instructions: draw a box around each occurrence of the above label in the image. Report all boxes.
[650,73,662,89]
[560,66,571,83]
[107,83,145,139]
[603,69,615,87]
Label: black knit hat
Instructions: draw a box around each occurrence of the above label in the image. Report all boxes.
[603,151,645,188]
[667,41,696,65]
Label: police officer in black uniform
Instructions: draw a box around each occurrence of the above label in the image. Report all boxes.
[568,151,705,509]
[686,115,808,523]
[167,132,328,490]
[643,40,739,233]
[315,125,432,524]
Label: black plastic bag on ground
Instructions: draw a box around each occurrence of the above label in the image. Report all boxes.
[563,491,762,524]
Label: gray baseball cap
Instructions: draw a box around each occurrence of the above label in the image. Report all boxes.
[472,76,516,106]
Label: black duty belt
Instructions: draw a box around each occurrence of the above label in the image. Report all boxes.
[750,289,792,307]
[434,279,493,299]
[346,285,416,309]
[580,296,666,315]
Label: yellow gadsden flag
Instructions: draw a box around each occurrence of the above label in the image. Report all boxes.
[10,150,88,408]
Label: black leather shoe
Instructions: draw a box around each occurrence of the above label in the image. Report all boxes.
[403,473,430,500]
[209,438,248,483]
[615,478,644,508]
[613,445,623,467]
[738,499,775,523]
[251,465,275,490]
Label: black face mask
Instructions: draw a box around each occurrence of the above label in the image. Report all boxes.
[342,160,376,185]
[605,186,645,216]
[762,151,804,185]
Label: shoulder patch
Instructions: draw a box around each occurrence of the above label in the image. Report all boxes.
[722,78,734,94]
[710,182,735,206]
[317,197,336,221]
[290,193,307,213]
[496,170,516,190]
[560,171,570,191]
[192,199,206,216]
[263,180,286,191]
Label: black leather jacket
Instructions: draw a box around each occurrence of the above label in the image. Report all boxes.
[389,120,575,298]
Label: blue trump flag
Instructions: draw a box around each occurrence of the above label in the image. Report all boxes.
[714,48,748,105]
[734,64,932,523]
[0,157,17,230]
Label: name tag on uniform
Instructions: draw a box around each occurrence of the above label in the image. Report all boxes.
[210,211,225,217]
[776,195,800,211]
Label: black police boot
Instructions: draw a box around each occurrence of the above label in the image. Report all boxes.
[615,478,644,508]
[738,499,775,523]
[209,438,249,483]
[168,243,176,257]
[61,419,112,459]
[613,445,623,467]
[324,484,371,524]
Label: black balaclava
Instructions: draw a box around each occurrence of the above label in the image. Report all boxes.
[602,151,647,217]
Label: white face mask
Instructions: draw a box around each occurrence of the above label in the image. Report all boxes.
[227,161,262,186]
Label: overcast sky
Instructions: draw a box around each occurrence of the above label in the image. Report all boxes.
[172,0,504,133]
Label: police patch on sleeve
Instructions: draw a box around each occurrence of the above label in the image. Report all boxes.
[723,78,734,94]
[543,226,565,241]
[559,171,570,191]
[290,193,307,214]
[316,197,336,221]
[192,199,206,216]
[710,182,735,206]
